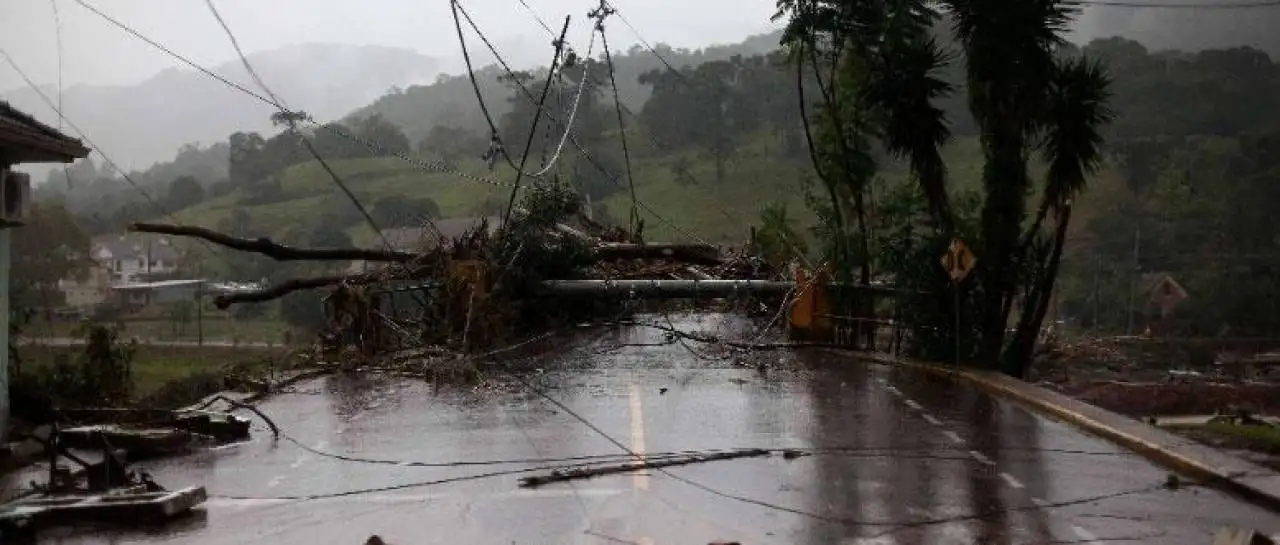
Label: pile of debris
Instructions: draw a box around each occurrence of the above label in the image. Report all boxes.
[128,184,780,375]
[587,249,772,281]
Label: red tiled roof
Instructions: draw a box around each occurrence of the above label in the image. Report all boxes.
[0,101,90,163]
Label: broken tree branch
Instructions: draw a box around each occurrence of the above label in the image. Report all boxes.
[610,320,855,351]
[212,271,409,309]
[131,222,418,262]
[592,243,721,265]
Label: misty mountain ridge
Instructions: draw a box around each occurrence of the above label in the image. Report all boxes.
[346,29,787,143]
[2,42,443,174]
[1074,8,1280,56]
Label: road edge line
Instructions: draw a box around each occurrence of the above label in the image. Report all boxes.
[847,351,1280,513]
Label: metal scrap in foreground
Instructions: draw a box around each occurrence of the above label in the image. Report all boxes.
[518,449,772,488]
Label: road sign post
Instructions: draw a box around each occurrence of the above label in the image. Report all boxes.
[939,239,977,368]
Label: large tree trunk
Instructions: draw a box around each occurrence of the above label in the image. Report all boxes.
[1003,203,1073,378]
[977,127,1031,368]
[852,189,874,349]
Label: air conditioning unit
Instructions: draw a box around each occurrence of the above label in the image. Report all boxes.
[0,170,31,225]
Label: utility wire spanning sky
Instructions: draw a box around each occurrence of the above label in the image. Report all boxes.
[0,0,782,91]
[4,0,1280,92]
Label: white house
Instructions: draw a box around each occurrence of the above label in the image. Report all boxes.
[90,233,180,283]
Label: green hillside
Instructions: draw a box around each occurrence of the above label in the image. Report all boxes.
[161,130,1075,248]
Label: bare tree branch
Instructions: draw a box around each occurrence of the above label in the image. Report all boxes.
[131,222,419,262]
[212,271,410,309]
[593,243,722,265]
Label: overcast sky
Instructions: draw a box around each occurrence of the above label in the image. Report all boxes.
[4,0,1276,93]
[0,0,782,91]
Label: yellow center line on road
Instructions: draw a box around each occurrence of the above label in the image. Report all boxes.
[629,382,650,491]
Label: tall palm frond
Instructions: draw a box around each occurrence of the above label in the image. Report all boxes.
[870,36,955,225]
[946,0,1079,129]
[1039,55,1114,212]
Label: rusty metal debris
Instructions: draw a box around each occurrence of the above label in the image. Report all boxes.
[0,424,207,538]
[0,486,206,537]
[53,406,255,459]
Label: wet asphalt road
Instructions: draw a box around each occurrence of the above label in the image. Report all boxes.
[27,314,1280,544]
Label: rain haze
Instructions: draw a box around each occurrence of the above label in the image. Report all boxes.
[5,1,1280,544]
[0,0,782,88]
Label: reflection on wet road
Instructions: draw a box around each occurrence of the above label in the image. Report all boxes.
[32,314,1280,544]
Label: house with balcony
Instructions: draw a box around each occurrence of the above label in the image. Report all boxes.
[90,233,181,283]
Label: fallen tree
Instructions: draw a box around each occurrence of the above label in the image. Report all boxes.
[130,223,419,263]
[122,182,780,373]
[211,271,415,310]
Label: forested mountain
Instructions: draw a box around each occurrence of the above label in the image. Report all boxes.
[345,31,785,143]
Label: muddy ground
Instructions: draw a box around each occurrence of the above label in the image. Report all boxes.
[1029,334,1280,466]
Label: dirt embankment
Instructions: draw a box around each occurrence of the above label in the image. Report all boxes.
[1065,380,1280,417]
[1030,335,1280,417]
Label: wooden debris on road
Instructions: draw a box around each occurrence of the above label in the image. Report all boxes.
[58,426,193,459]
[518,449,770,488]
[0,486,207,534]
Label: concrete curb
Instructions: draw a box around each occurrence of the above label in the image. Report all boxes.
[853,351,1280,513]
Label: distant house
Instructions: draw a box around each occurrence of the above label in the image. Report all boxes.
[1139,271,1188,334]
[346,216,502,274]
[90,233,181,283]
[58,266,113,310]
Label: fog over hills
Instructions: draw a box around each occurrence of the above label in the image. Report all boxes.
[2,43,442,173]
[1073,6,1280,55]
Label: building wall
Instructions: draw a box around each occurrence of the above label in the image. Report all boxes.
[0,166,10,443]
[59,267,112,309]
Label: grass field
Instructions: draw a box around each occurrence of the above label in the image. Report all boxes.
[22,317,291,345]
[17,343,291,401]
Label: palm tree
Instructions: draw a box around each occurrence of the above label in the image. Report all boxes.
[949,0,1113,376]
[775,0,954,348]
[776,0,1112,376]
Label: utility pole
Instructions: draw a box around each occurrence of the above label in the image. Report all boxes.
[1092,250,1101,333]
[196,283,204,347]
[1126,224,1141,335]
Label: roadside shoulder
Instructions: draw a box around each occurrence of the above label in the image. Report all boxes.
[854,351,1280,513]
